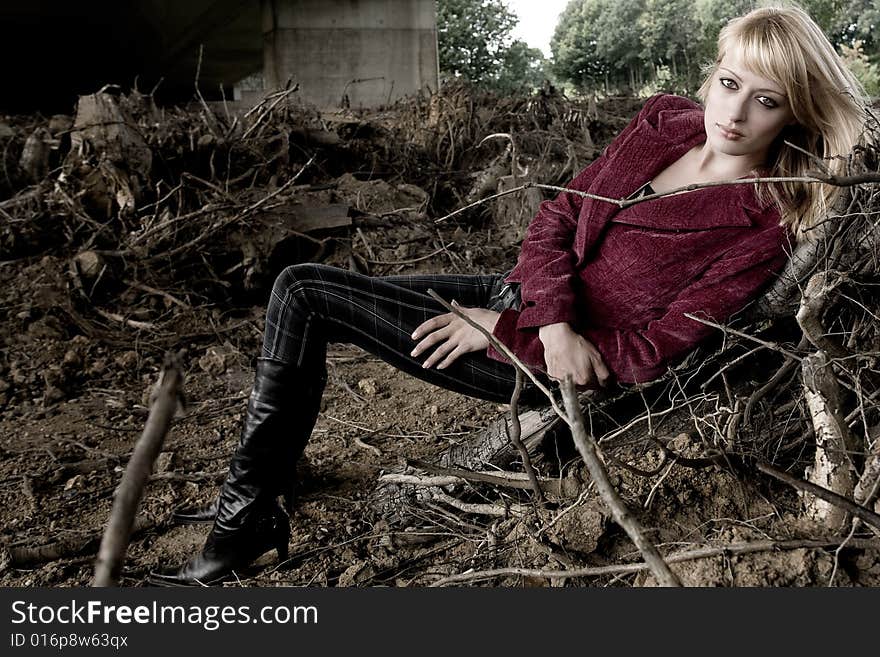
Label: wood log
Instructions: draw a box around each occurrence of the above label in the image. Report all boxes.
[370,404,563,524]
[68,91,152,177]
[801,351,857,529]
[854,426,880,536]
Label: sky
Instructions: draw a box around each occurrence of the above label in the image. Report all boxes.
[504,0,571,58]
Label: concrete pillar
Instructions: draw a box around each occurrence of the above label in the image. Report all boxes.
[262,0,438,108]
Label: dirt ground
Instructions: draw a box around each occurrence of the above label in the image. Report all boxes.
[3,241,878,588]
[1,88,878,587]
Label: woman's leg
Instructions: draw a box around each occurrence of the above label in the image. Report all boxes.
[263,263,536,404]
[171,265,533,526]
[152,264,532,585]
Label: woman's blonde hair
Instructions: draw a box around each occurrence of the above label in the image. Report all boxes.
[696,2,870,240]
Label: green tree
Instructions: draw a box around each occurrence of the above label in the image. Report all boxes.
[436,0,547,91]
[551,0,647,93]
[550,0,611,91]
[839,39,880,95]
[825,0,880,56]
[692,0,753,71]
[495,41,550,92]
[639,0,702,93]
[550,0,877,97]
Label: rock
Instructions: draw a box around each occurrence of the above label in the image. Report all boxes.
[114,351,139,370]
[87,358,108,376]
[336,560,374,587]
[48,114,73,135]
[546,501,607,555]
[18,127,52,182]
[62,349,82,369]
[26,316,64,341]
[0,122,14,139]
[72,251,105,279]
[155,451,174,473]
[42,385,66,406]
[198,345,238,376]
[395,183,429,204]
[357,378,378,396]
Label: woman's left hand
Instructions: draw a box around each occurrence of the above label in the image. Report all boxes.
[411,304,500,369]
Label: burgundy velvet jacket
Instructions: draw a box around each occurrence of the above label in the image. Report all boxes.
[487,93,793,384]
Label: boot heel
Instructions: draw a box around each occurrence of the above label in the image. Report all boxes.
[273,512,291,562]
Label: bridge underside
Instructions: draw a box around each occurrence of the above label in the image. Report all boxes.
[0,0,437,112]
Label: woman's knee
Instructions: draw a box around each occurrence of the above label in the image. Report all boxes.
[272,263,335,299]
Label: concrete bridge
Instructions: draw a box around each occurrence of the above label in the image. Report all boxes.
[0,0,438,111]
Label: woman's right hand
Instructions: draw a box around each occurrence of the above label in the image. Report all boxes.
[538,322,611,388]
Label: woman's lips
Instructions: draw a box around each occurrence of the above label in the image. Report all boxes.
[718,124,744,140]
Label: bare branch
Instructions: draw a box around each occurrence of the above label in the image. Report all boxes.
[92,353,185,586]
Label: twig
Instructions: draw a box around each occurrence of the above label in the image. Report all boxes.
[2,516,156,571]
[92,352,185,586]
[193,44,218,138]
[755,461,880,532]
[507,368,544,504]
[240,155,315,216]
[124,280,191,310]
[367,245,449,266]
[560,378,682,587]
[683,313,803,361]
[433,172,880,224]
[149,469,225,484]
[353,436,382,457]
[428,537,880,586]
[93,307,158,331]
[796,271,849,358]
[144,157,314,263]
[380,474,461,487]
[242,82,299,140]
[433,491,528,517]
[743,338,808,424]
[424,289,564,418]
[404,459,580,497]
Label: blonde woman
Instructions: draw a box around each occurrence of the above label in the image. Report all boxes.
[151,4,869,586]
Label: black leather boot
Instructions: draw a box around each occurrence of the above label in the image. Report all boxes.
[150,357,326,586]
[170,498,220,525]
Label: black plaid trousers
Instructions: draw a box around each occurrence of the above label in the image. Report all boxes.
[262,263,541,405]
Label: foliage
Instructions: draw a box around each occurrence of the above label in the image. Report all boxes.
[839,39,880,96]
[550,0,613,89]
[550,0,880,96]
[436,0,548,91]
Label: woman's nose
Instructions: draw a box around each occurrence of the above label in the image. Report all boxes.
[727,99,747,123]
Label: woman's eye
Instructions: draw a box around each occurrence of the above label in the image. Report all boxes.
[757,96,778,108]
[720,77,737,89]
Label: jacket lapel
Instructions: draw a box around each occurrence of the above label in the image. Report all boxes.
[573,101,769,265]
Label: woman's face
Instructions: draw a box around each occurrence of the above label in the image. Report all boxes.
[703,51,796,166]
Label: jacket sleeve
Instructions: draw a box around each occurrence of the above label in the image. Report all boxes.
[490,225,788,381]
[581,228,789,384]
[501,92,668,329]
[488,93,666,364]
